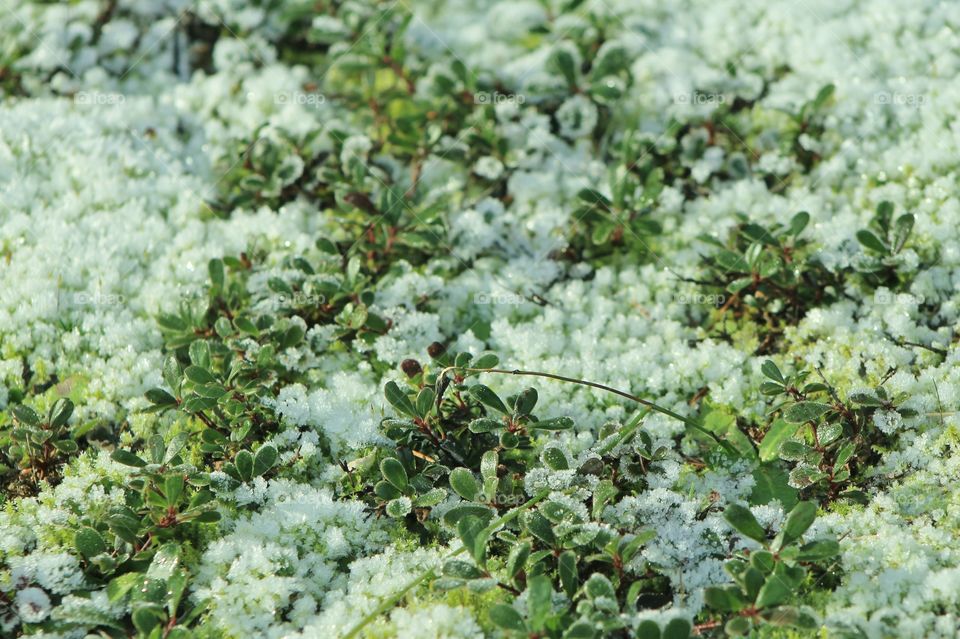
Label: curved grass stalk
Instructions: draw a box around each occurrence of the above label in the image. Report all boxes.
[439,366,732,451]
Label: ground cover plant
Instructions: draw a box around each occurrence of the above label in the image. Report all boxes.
[0,1,959,637]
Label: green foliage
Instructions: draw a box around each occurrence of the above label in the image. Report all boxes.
[705,501,840,636]
[696,211,840,349]
[1,398,78,488]
[853,201,924,288]
[7,431,227,636]
[759,360,911,500]
[364,354,693,638]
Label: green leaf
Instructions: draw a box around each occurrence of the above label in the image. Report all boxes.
[743,223,778,246]
[386,497,411,518]
[147,434,165,464]
[585,573,615,600]
[164,433,189,464]
[49,398,74,428]
[563,621,596,639]
[384,381,417,418]
[778,440,815,462]
[480,450,498,482]
[374,481,401,501]
[514,388,538,416]
[268,277,293,296]
[750,550,776,574]
[541,447,568,470]
[724,616,752,636]
[184,365,215,385]
[783,402,831,424]
[111,448,146,468]
[635,620,661,639]
[457,515,489,564]
[788,211,810,237]
[499,431,520,448]
[592,480,617,519]
[470,384,509,414]
[527,574,553,631]
[760,360,785,384]
[165,475,184,505]
[208,258,224,290]
[488,604,525,632]
[708,585,747,613]
[759,419,797,462]
[281,324,305,348]
[75,526,107,559]
[777,501,817,548]
[253,444,279,477]
[468,417,502,433]
[531,416,574,431]
[107,572,142,602]
[189,340,211,369]
[755,563,804,608]
[158,313,188,332]
[525,511,557,546]
[892,213,914,253]
[818,421,842,445]
[876,200,894,227]
[380,457,408,491]
[443,559,483,580]
[856,229,888,254]
[811,83,835,111]
[848,391,881,406]
[145,388,177,406]
[234,450,254,482]
[788,465,827,489]
[762,605,816,628]
[108,513,141,544]
[797,539,840,561]
[449,468,479,501]
[473,353,499,369]
[11,404,41,427]
[442,504,494,527]
[235,317,259,336]
[833,441,856,470]
[663,617,693,639]
[193,510,222,523]
[506,541,531,581]
[724,504,767,543]
[415,387,435,419]
[549,46,579,88]
[132,605,164,634]
[558,550,578,598]
[162,356,182,394]
[167,568,188,617]
[53,439,79,453]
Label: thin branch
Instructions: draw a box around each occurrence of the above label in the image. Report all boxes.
[437,366,733,451]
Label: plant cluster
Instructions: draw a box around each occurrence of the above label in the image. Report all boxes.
[3,1,958,638]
